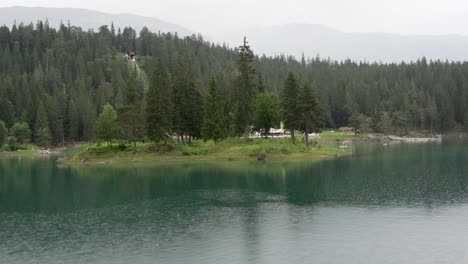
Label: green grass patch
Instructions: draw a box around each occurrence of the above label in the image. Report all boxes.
[63,134,355,165]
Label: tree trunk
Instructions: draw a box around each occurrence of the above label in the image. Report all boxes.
[291,130,295,144]
[430,119,433,137]
[305,125,309,148]
[132,127,137,153]
[244,124,250,141]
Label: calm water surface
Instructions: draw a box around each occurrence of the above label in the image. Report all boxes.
[1,142,468,263]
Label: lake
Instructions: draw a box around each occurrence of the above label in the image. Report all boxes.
[1,141,468,263]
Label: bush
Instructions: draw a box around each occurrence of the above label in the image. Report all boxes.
[7,136,19,151]
[117,143,128,151]
[10,122,31,144]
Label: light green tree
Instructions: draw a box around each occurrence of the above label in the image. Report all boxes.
[95,104,120,146]
[348,112,372,135]
[10,122,31,145]
[254,93,280,138]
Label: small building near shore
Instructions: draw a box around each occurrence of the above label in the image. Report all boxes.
[125,51,136,61]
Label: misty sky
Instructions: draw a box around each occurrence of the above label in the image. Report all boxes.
[1,0,467,35]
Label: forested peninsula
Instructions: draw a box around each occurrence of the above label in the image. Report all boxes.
[0,21,465,162]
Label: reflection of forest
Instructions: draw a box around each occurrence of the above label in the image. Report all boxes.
[1,142,468,212]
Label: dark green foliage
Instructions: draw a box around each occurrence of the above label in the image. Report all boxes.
[233,38,256,137]
[0,120,7,147]
[254,93,280,138]
[10,122,31,144]
[0,98,14,127]
[146,60,173,142]
[118,68,144,152]
[7,136,19,151]
[375,112,393,134]
[68,83,97,141]
[348,112,372,135]
[257,75,266,93]
[202,78,226,142]
[35,127,52,148]
[281,72,300,143]
[172,59,203,144]
[34,101,50,144]
[0,20,466,149]
[95,104,120,146]
[298,83,323,147]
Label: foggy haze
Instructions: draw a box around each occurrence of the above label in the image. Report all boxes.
[1,0,468,36]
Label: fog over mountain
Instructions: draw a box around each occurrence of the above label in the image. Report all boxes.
[2,6,468,62]
[0,6,193,36]
[218,24,468,62]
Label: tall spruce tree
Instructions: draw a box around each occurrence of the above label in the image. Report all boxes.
[118,68,144,153]
[185,81,204,143]
[172,59,203,144]
[202,78,226,142]
[281,72,300,144]
[0,120,7,148]
[257,75,266,93]
[233,37,256,137]
[146,59,173,142]
[298,82,322,147]
[34,101,52,147]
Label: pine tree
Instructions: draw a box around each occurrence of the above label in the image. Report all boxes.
[348,112,371,135]
[281,72,300,144]
[47,94,65,146]
[0,120,7,148]
[118,68,144,153]
[185,81,204,143]
[257,75,266,93]
[34,101,51,146]
[298,82,322,147]
[95,104,120,146]
[146,59,173,142]
[233,37,256,137]
[172,59,203,144]
[253,93,280,138]
[202,78,226,142]
[0,98,14,127]
[35,127,52,148]
[377,112,393,134]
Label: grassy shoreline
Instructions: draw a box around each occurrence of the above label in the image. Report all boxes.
[59,132,357,165]
[0,145,39,158]
[3,131,452,166]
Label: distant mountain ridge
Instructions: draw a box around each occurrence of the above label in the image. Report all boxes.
[0,6,193,36]
[2,6,468,62]
[217,23,468,62]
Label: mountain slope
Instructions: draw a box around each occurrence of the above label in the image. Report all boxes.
[0,6,193,36]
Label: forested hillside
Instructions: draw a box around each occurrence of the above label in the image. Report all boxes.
[0,21,467,147]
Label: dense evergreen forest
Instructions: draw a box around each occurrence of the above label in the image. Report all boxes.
[0,21,467,148]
